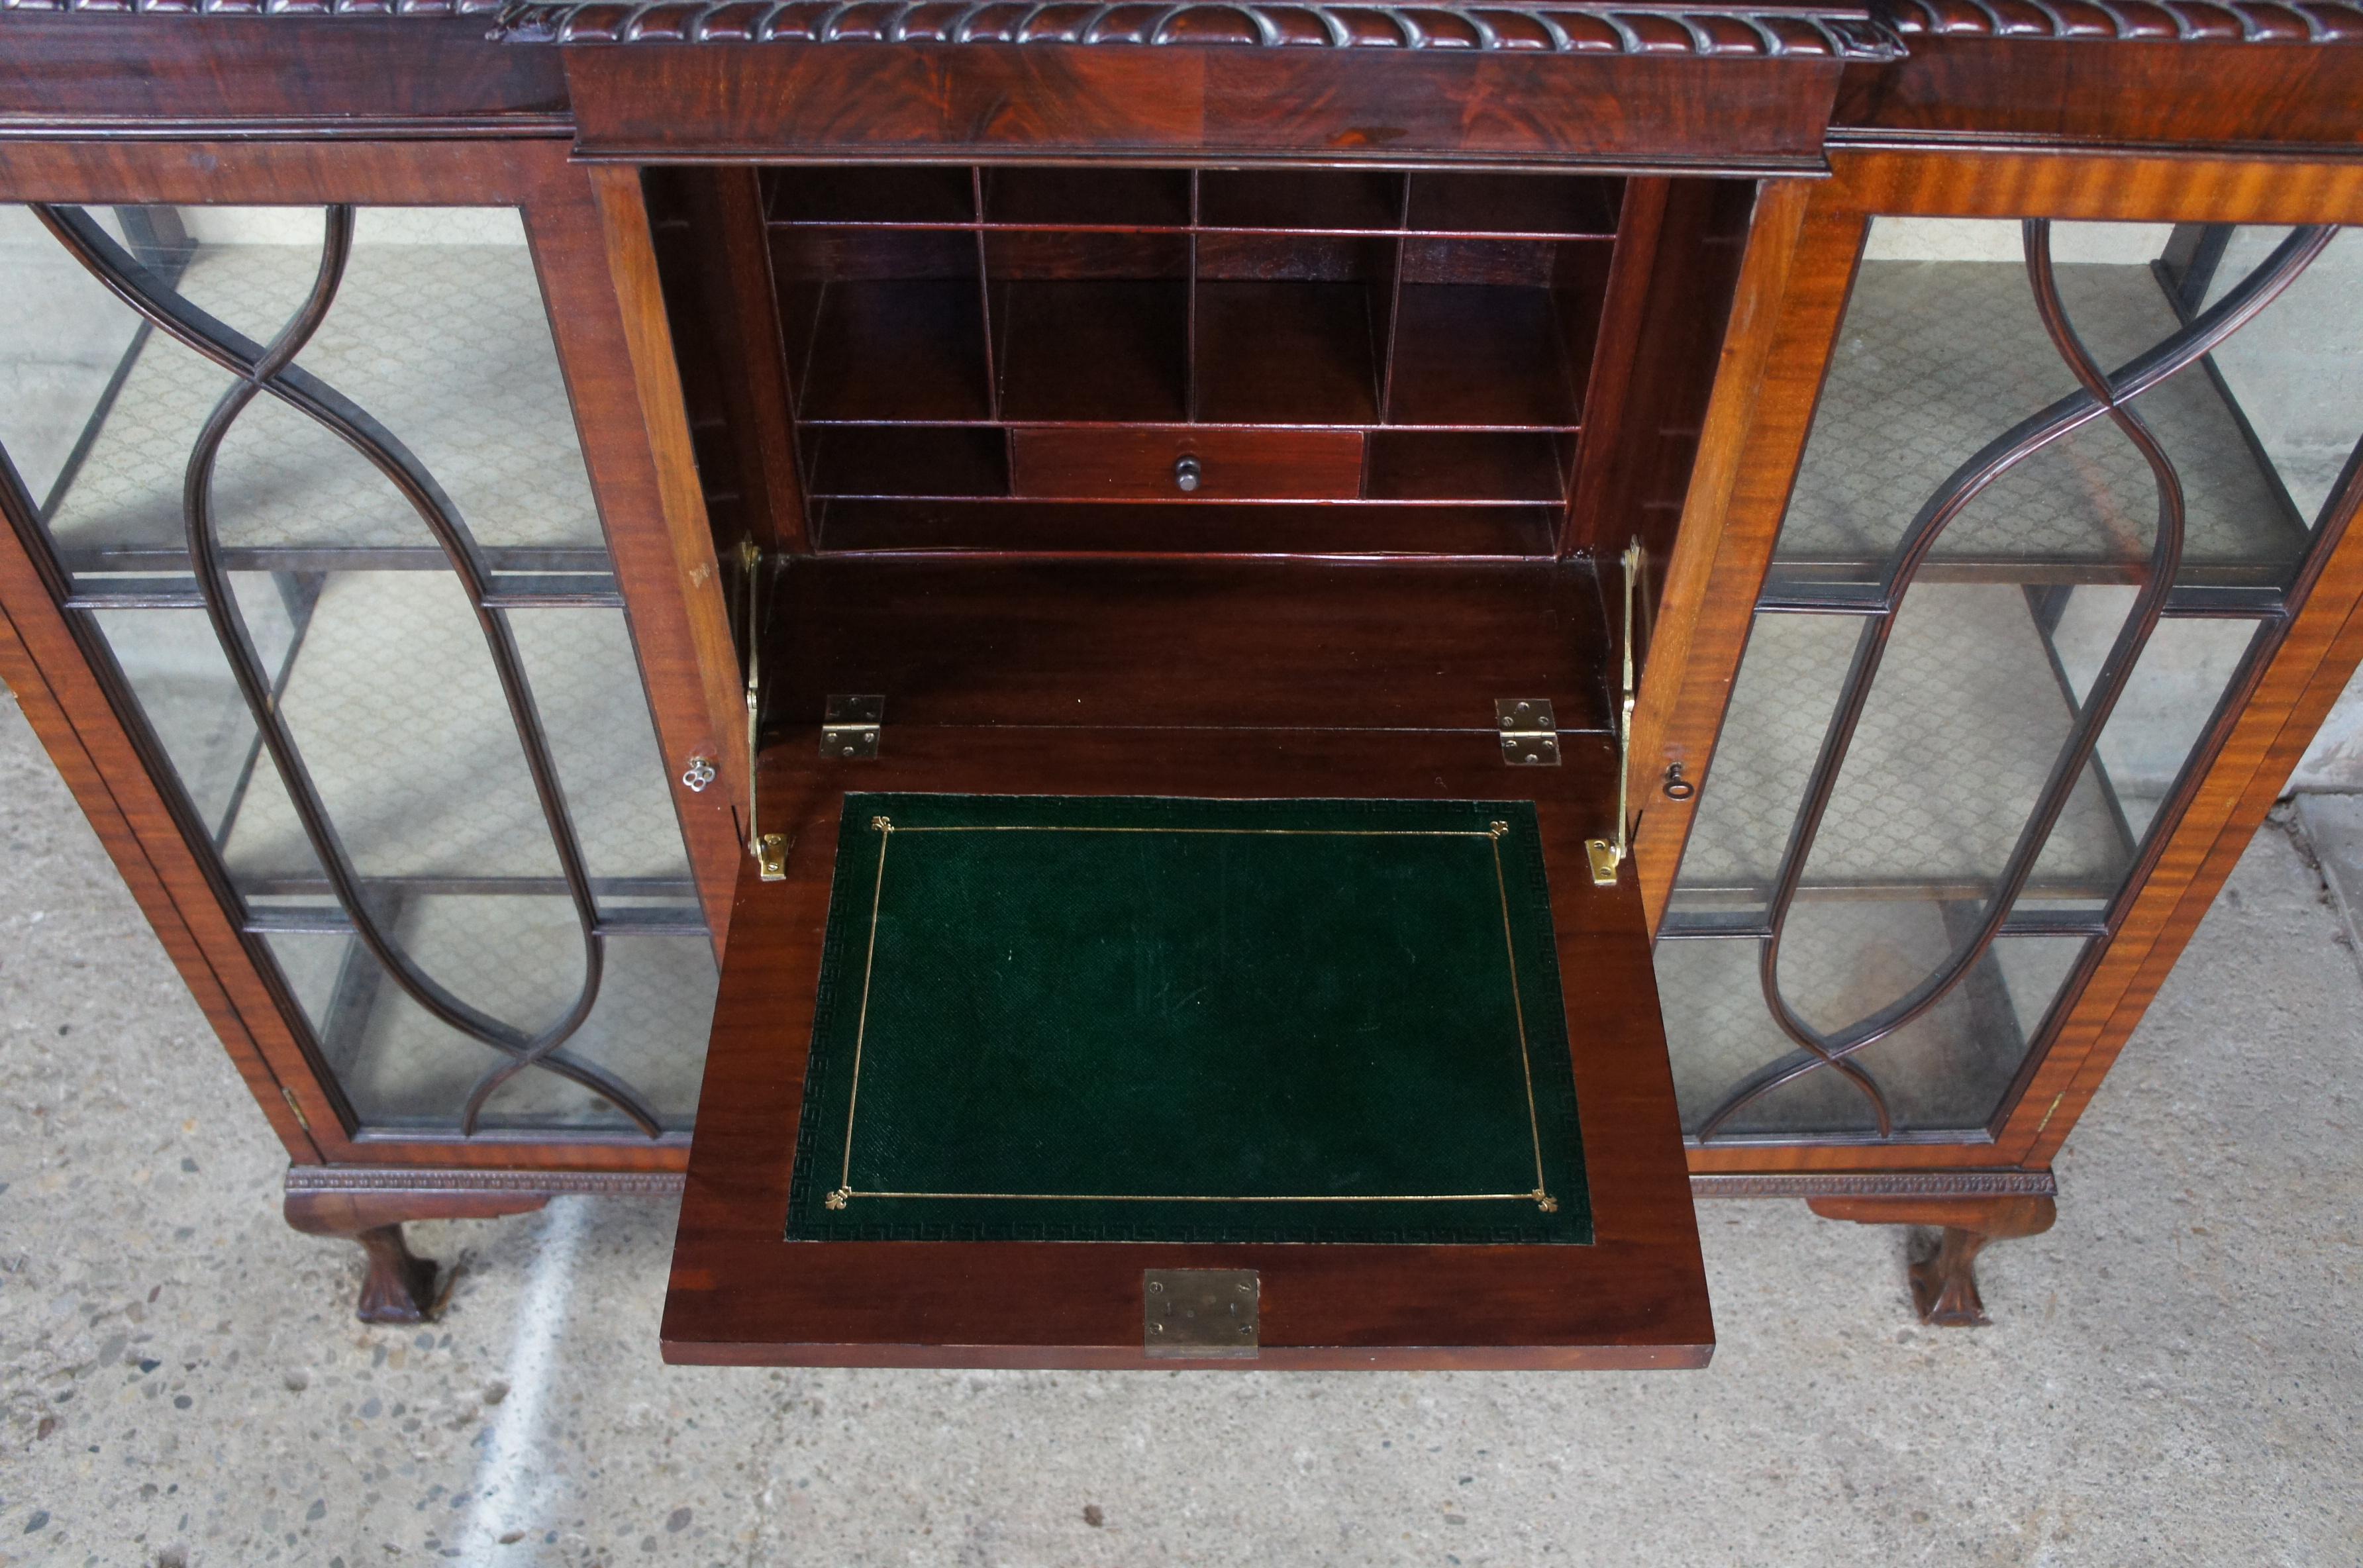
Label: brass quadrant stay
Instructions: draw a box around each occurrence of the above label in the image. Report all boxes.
[741,542,787,881]
[1587,541,1644,888]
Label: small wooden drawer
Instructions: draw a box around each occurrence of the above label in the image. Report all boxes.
[1011,427,1365,502]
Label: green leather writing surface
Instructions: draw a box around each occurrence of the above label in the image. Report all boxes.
[787,795,1590,1244]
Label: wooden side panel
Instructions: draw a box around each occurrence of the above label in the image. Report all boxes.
[1560,177,1670,561]
[1631,177,1843,931]
[529,152,747,950]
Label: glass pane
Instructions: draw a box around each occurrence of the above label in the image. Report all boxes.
[213,568,563,887]
[0,205,149,518]
[2014,593,2267,917]
[2,202,711,1139]
[260,899,711,1134]
[512,609,697,896]
[288,207,607,557]
[85,606,309,856]
[1665,587,2130,930]
[1773,217,2333,595]
[2199,226,2363,530]
[1657,928,2087,1137]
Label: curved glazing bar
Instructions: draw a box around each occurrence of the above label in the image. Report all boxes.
[34,204,661,1138]
[1695,220,2337,1142]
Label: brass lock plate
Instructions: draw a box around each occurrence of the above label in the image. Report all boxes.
[1143,1269,1259,1359]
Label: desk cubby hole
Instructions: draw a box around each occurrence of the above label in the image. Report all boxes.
[1192,233,1394,426]
[772,227,992,422]
[981,167,1193,229]
[1368,432,1574,504]
[801,426,1011,503]
[1404,172,1622,238]
[1385,238,1607,429]
[1198,170,1406,233]
[987,230,1191,423]
[766,165,977,227]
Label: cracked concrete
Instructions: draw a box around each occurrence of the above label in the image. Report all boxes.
[3,685,2361,1566]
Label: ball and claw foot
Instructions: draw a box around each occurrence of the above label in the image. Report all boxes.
[352,1224,440,1324]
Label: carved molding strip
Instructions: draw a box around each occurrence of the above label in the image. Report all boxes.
[285,1165,687,1197]
[3,0,504,14]
[490,0,1899,56]
[1689,1169,2060,1199]
[1883,0,2363,42]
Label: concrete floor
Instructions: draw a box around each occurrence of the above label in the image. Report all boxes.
[3,686,2361,1568]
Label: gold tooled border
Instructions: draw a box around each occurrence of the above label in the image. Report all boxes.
[823,814,1556,1215]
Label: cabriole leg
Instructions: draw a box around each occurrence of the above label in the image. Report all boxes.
[284,1181,552,1324]
[1807,1194,2057,1328]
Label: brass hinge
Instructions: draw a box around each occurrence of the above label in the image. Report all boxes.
[740,541,788,881]
[281,1086,311,1132]
[819,693,884,761]
[1586,540,1644,888]
[1496,698,1560,767]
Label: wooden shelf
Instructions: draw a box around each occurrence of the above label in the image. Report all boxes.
[752,164,1631,550]
[813,500,1559,556]
[763,168,1623,238]
[771,556,1613,732]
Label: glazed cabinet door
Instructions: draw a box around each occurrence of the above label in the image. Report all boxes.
[1644,154,2363,1162]
[0,144,739,1163]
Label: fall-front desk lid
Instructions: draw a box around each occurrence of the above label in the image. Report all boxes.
[666,758,1707,1371]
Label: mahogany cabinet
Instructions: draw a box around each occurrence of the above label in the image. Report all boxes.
[0,0,2359,1359]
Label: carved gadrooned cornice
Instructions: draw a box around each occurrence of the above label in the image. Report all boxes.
[13,0,2356,46]
[489,0,1901,55]
[1882,0,2363,40]
[2,0,504,13]
[1,0,503,12]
